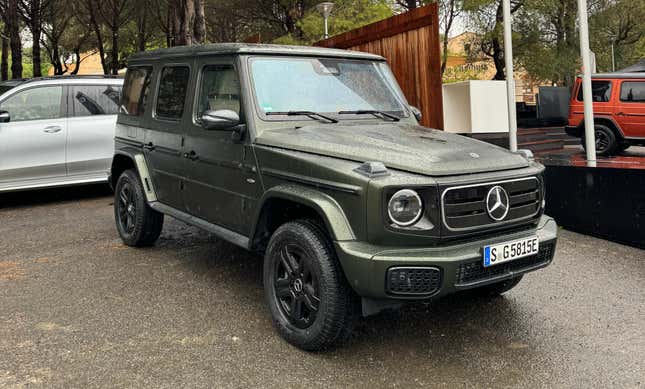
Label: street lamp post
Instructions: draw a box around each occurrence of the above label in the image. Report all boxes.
[502,0,518,153]
[577,0,597,164]
[316,2,335,40]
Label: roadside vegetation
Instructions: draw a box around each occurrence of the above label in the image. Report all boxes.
[0,0,642,87]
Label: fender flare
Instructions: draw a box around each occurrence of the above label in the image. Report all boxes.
[249,184,356,244]
[111,148,157,202]
[578,115,625,138]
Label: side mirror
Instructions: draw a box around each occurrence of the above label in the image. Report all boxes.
[410,106,422,122]
[0,110,10,123]
[201,109,240,131]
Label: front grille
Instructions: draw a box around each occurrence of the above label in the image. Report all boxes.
[386,267,442,295]
[442,177,541,231]
[455,242,555,285]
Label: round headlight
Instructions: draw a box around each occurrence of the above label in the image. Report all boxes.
[388,189,423,226]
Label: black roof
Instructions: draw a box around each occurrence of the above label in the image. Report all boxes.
[128,43,385,62]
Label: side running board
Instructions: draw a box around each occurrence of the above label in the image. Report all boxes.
[148,202,250,249]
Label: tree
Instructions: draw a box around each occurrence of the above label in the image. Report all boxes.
[465,0,523,80]
[272,0,393,44]
[439,0,463,75]
[1,24,8,80]
[4,0,23,78]
[589,0,644,71]
[41,0,73,75]
[97,0,133,74]
[19,0,52,77]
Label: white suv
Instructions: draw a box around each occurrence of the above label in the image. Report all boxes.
[0,76,123,192]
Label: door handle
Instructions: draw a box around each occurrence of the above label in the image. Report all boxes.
[43,125,62,133]
[143,142,155,151]
[616,112,625,116]
[183,150,198,160]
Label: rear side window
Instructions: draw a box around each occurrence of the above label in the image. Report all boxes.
[155,66,190,120]
[577,81,612,102]
[72,85,122,117]
[120,67,152,116]
[620,81,645,102]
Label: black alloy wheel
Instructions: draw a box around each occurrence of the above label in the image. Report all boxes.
[113,169,164,247]
[595,129,611,153]
[273,243,321,329]
[117,182,137,235]
[583,124,617,156]
[263,220,358,351]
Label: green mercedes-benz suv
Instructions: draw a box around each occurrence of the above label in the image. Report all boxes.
[110,43,557,351]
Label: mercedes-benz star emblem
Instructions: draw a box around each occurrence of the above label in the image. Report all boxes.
[486,185,510,221]
[293,278,303,293]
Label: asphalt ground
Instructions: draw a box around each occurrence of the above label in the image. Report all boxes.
[0,186,643,388]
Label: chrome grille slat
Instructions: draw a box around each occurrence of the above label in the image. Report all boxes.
[441,177,541,232]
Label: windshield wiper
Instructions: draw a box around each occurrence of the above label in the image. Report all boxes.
[338,110,401,122]
[266,111,338,123]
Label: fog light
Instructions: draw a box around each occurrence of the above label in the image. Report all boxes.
[386,267,441,295]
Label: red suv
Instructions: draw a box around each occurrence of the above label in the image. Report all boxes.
[566,73,645,155]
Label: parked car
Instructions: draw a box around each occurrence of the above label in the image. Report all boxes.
[0,76,123,193]
[566,73,645,156]
[111,44,558,351]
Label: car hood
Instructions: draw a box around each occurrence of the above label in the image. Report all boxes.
[255,123,529,176]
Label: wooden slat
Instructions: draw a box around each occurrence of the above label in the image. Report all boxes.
[314,4,444,129]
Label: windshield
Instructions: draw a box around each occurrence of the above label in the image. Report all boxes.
[250,57,408,119]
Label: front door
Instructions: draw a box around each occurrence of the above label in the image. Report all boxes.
[183,58,259,234]
[0,85,67,186]
[615,80,645,138]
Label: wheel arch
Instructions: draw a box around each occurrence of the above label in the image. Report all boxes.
[579,116,625,139]
[249,185,356,252]
[110,151,137,189]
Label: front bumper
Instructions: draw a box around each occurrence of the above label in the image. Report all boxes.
[334,215,558,300]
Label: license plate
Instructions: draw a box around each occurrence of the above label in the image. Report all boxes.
[483,236,539,267]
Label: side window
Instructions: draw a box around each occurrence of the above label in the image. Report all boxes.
[0,86,62,122]
[120,67,152,116]
[196,64,241,119]
[72,85,122,117]
[577,81,611,102]
[155,66,190,120]
[620,81,645,103]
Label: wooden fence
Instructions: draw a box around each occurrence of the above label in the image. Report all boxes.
[315,4,443,129]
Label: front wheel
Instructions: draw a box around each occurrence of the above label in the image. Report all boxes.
[263,220,358,351]
[583,124,617,156]
[114,169,164,247]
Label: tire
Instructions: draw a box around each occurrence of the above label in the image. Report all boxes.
[474,275,524,297]
[583,124,617,156]
[114,168,164,247]
[263,220,358,351]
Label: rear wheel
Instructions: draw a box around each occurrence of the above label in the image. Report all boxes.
[583,124,617,156]
[263,220,358,351]
[114,169,164,247]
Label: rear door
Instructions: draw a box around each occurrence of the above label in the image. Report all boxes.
[67,83,122,177]
[616,79,645,138]
[145,64,192,210]
[0,85,67,186]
